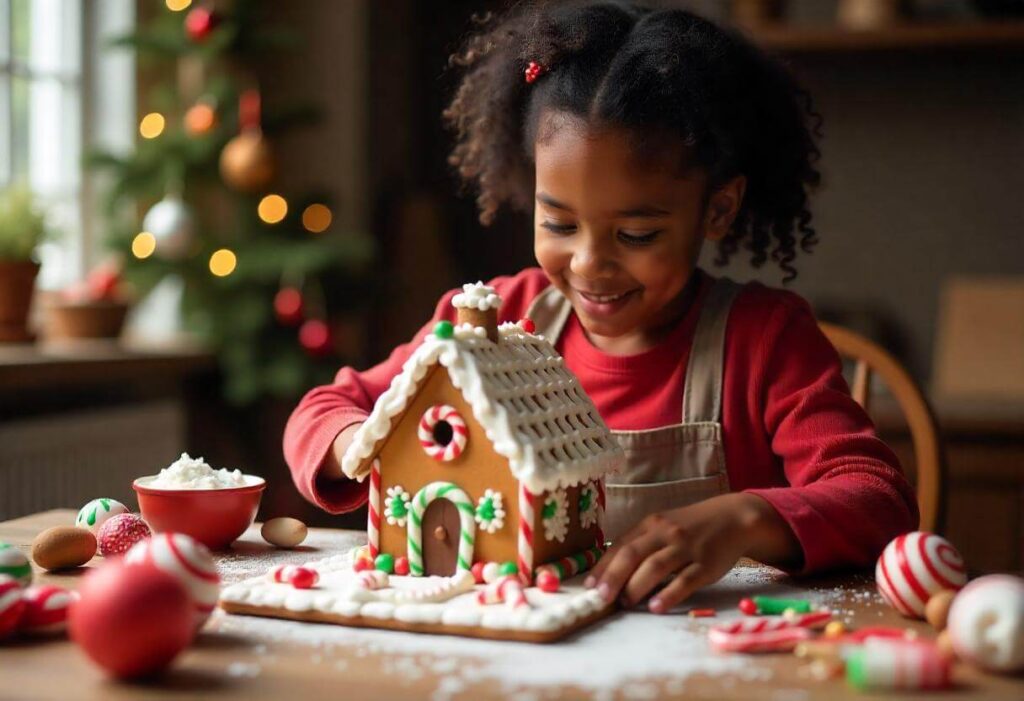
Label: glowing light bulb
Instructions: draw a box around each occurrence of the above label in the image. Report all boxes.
[301,204,333,233]
[166,0,192,11]
[139,112,166,139]
[209,248,237,277]
[258,194,288,224]
[132,232,157,259]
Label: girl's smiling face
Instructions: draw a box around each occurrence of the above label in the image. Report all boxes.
[533,113,744,355]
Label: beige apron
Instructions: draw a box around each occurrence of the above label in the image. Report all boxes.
[526,277,742,541]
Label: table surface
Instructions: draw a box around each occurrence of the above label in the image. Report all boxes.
[2,510,1021,701]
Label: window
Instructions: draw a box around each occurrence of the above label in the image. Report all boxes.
[0,0,134,289]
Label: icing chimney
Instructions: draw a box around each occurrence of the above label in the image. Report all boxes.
[452,282,501,343]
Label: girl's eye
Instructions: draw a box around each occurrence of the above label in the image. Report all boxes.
[540,221,577,234]
[617,230,661,246]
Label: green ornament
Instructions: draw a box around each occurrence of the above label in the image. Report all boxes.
[391,498,408,519]
[476,497,495,522]
[542,500,557,520]
[578,491,592,514]
[0,542,32,587]
[434,321,454,339]
[375,553,395,574]
[498,561,518,576]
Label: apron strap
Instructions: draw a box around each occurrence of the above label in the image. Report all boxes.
[525,284,573,343]
[682,277,742,424]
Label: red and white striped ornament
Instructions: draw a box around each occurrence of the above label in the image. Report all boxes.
[19,585,77,635]
[125,533,220,627]
[711,611,832,637]
[0,575,26,639]
[708,625,812,653]
[367,459,381,560]
[875,531,966,619]
[417,405,468,461]
[518,484,534,586]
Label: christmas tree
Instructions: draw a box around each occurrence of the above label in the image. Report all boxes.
[89,0,374,404]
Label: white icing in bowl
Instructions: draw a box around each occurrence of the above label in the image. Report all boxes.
[142,452,256,490]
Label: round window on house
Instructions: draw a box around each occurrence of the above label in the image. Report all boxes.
[418,404,468,462]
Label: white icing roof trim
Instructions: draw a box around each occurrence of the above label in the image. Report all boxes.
[341,321,624,493]
[452,281,502,311]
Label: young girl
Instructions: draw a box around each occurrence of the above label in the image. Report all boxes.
[284,1,917,614]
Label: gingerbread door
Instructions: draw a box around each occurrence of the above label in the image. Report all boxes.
[421,499,461,575]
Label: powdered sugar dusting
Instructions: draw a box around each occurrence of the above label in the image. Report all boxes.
[214,527,363,584]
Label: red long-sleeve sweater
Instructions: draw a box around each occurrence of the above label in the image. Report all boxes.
[283,268,919,574]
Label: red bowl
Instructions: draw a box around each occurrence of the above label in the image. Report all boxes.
[133,475,266,550]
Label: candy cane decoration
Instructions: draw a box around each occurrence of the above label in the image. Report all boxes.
[418,405,468,461]
[368,459,381,559]
[595,479,606,549]
[711,611,833,636]
[535,544,604,582]
[518,484,535,586]
[708,626,813,653]
[407,481,476,576]
[356,570,389,590]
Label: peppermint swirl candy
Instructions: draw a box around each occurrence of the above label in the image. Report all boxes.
[418,404,468,462]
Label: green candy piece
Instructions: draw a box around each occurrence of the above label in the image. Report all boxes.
[498,561,518,576]
[375,553,395,574]
[578,491,593,513]
[542,500,557,520]
[476,498,496,522]
[845,648,868,690]
[752,595,812,614]
[0,542,32,587]
[434,321,454,339]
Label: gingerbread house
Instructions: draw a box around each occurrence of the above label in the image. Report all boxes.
[341,282,624,583]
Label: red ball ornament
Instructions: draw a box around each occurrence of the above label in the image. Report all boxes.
[289,567,319,590]
[0,575,26,639]
[274,287,304,326]
[738,597,758,615]
[394,556,410,576]
[299,319,333,357]
[97,514,151,557]
[535,570,561,593]
[184,6,218,42]
[471,561,486,584]
[353,557,373,573]
[68,560,194,678]
[520,317,536,334]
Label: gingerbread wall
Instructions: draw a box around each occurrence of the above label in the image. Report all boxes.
[375,365,521,570]
[532,482,602,569]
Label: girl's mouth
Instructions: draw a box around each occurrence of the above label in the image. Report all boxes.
[575,288,638,318]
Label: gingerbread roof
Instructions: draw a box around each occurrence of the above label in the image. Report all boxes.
[341,319,624,494]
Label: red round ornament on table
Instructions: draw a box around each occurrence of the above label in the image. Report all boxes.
[69,560,194,678]
[184,7,218,41]
[0,575,26,639]
[535,570,560,593]
[274,287,304,326]
[20,585,77,635]
[299,319,333,356]
[125,533,220,629]
[393,556,410,577]
[97,514,151,557]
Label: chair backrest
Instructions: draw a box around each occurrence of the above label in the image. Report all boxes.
[818,322,946,533]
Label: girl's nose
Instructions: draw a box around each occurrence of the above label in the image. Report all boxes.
[570,235,617,280]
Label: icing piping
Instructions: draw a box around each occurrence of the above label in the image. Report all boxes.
[407,481,476,575]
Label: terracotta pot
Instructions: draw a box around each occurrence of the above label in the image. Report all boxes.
[45,300,129,340]
[0,259,40,342]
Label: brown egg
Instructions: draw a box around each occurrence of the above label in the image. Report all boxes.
[925,589,957,631]
[32,526,97,570]
[261,517,308,548]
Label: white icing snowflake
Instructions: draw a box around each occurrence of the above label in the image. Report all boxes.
[384,485,411,526]
[542,489,569,543]
[474,489,505,534]
[579,482,600,529]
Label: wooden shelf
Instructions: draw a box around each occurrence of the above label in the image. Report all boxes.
[743,20,1024,54]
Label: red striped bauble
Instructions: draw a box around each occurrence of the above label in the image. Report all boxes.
[20,585,77,635]
[0,575,26,639]
[125,533,220,628]
[875,531,966,619]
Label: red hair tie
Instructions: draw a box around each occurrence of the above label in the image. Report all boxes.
[524,61,546,84]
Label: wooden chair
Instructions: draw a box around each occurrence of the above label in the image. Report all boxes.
[819,322,946,533]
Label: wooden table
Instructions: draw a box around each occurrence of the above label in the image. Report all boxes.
[2,510,1021,701]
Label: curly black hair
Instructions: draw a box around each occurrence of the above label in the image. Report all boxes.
[443,0,822,281]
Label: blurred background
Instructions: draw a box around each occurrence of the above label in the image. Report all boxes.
[1,1,1021,572]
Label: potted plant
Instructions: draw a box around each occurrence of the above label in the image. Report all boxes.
[44,261,132,342]
[0,186,49,342]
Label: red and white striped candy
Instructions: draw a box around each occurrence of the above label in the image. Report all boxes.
[417,405,468,462]
[267,564,319,589]
[875,531,966,619]
[476,575,529,609]
[711,610,832,636]
[125,533,220,627]
[708,625,812,653]
[268,564,299,583]
[19,585,77,635]
[0,575,26,639]
[849,639,951,690]
[356,570,389,590]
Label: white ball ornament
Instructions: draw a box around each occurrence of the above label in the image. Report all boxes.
[875,531,966,619]
[947,575,1024,673]
[125,533,220,628]
[142,196,196,260]
[75,498,129,534]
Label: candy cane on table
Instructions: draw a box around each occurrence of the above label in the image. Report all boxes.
[711,610,833,635]
[535,544,604,582]
[708,626,813,653]
[407,481,475,576]
[518,484,534,586]
[418,405,468,462]
[477,575,530,609]
[368,459,381,559]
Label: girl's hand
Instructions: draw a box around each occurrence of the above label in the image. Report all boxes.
[320,422,365,481]
[584,493,801,613]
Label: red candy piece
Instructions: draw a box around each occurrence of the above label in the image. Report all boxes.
[97,514,151,557]
[739,597,758,615]
[394,556,410,576]
[471,561,487,585]
[535,570,560,593]
[0,575,26,639]
[520,318,536,334]
[68,560,194,678]
[20,585,77,635]
[353,557,373,573]
[289,567,318,590]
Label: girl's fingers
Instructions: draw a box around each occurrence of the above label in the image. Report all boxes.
[588,532,662,604]
[648,562,711,613]
[585,519,652,586]
[620,544,689,608]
